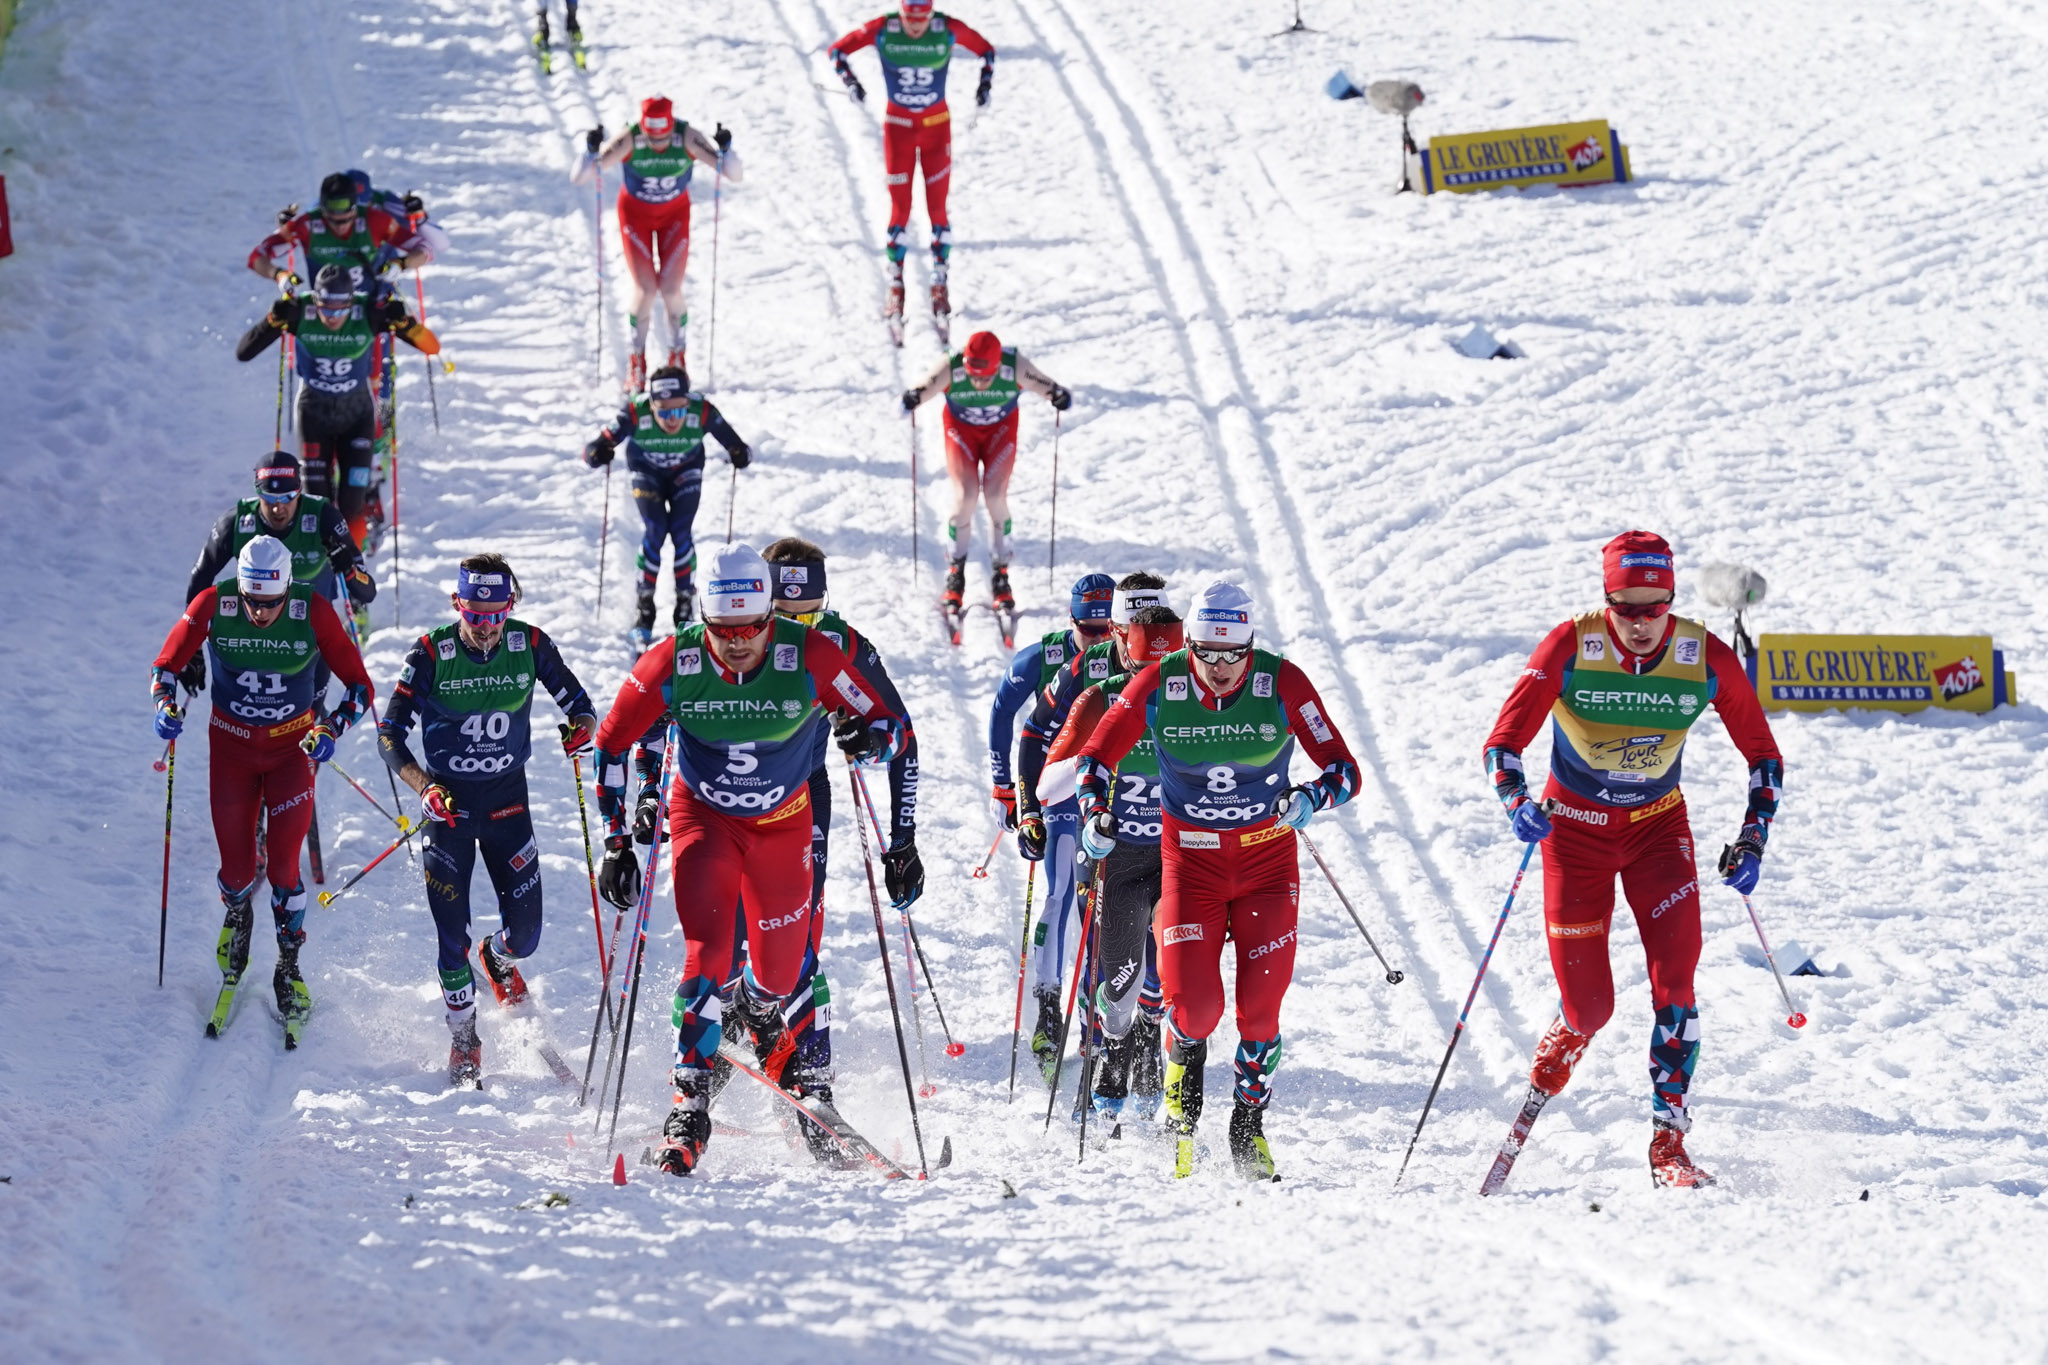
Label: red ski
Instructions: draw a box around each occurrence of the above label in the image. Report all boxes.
[1479,1085,1553,1196]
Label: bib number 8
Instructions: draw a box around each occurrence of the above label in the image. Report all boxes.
[1205,765,1238,794]
[459,711,513,743]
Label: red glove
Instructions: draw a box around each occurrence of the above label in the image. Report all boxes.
[421,783,458,827]
[989,784,1018,831]
[560,715,596,758]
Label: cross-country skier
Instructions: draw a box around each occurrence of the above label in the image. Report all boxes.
[1481,531,1784,1188]
[901,330,1070,611]
[247,171,437,296]
[375,554,599,1085]
[590,543,905,1176]
[179,453,377,691]
[532,0,585,72]
[573,97,743,390]
[150,536,376,1045]
[236,264,440,551]
[1039,603,1183,1130]
[1075,581,1361,1180]
[580,365,753,644]
[988,571,1113,1078]
[829,1,995,335]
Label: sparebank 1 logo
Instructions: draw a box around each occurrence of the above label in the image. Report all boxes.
[1934,655,1983,701]
[1566,137,1606,171]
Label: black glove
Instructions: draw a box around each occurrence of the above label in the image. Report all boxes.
[833,712,880,763]
[268,296,304,330]
[901,388,921,412]
[882,838,924,909]
[847,76,867,103]
[728,443,751,470]
[583,434,615,467]
[632,789,661,845]
[176,653,207,696]
[714,123,732,154]
[1048,384,1071,412]
[343,562,378,606]
[585,126,603,154]
[402,190,426,217]
[372,297,409,329]
[1017,811,1047,861]
[976,69,993,107]
[599,835,642,909]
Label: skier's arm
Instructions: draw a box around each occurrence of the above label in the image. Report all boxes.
[584,402,638,466]
[1015,352,1071,410]
[318,500,376,604]
[1015,688,1060,818]
[528,625,599,727]
[372,297,441,355]
[151,587,219,678]
[850,630,920,843]
[1276,660,1360,812]
[1705,632,1785,855]
[947,19,997,105]
[907,354,952,408]
[184,511,238,608]
[378,635,436,789]
[363,207,431,271]
[246,221,303,282]
[804,631,906,767]
[1481,620,1575,810]
[682,124,745,182]
[308,594,375,737]
[700,400,752,468]
[1074,664,1161,811]
[828,16,885,98]
[234,296,301,362]
[594,640,679,834]
[987,641,1047,788]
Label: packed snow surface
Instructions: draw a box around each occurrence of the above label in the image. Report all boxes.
[3,0,2046,1360]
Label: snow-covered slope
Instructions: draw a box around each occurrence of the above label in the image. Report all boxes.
[2,0,2045,1359]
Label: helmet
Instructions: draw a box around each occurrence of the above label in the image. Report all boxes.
[254,451,302,498]
[647,365,690,404]
[962,331,1003,378]
[318,172,357,216]
[1069,572,1114,623]
[1189,581,1254,647]
[236,536,294,600]
[312,264,354,303]
[640,96,675,139]
[702,543,772,620]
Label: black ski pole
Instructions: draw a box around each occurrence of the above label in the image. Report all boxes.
[1394,839,1537,1188]
[1047,410,1061,594]
[1008,861,1036,1099]
[1042,858,1101,1132]
[1298,827,1404,983]
[1077,855,1109,1162]
[849,762,930,1176]
[414,268,441,433]
[596,462,612,621]
[157,731,179,987]
[853,769,963,1059]
[592,728,673,1117]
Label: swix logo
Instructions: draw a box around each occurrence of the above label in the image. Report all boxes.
[1566,137,1606,170]
[1248,929,1296,961]
[1163,923,1203,944]
[1109,957,1139,992]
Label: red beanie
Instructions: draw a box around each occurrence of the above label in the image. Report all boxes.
[1601,530,1675,595]
[963,331,1003,377]
[640,96,674,137]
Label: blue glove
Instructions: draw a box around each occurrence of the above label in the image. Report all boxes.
[1508,797,1552,844]
[1079,810,1117,862]
[299,722,337,765]
[1719,840,1763,895]
[154,700,184,741]
[1276,785,1318,831]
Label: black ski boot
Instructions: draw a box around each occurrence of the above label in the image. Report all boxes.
[789,1073,861,1170]
[1029,986,1062,1083]
[448,1011,482,1087]
[1228,1100,1279,1182]
[730,983,795,1087]
[478,932,529,1007]
[274,942,313,1050]
[1129,1014,1165,1120]
[1164,1036,1207,1178]
[630,588,656,650]
[657,1071,712,1175]
[990,564,1015,611]
[1091,1027,1137,1136]
[206,885,255,1038]
[672,590,694,628]
[943,559,967,610]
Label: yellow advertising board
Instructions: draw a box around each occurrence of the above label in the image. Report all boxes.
[1751,634,2017,714]
[1416,119,1631,195]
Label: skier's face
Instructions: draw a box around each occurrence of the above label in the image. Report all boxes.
[453,596,508,652]
[900,8,932,36]
[1605,587,1674,655]
[257,493,300,530]
[705,615,773,672]
[965,371,996,390]
[243,595,288,629]
[320,206,357,237]
[652,402,689,433]
[1190,643,1252,694]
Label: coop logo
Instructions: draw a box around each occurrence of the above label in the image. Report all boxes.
[446,753,516,775]
[1163,924,1203,944]
[1565,137,1606,171]
[695,781,789,811]
[1934,656,1984,701]
[1183,801,1268,823]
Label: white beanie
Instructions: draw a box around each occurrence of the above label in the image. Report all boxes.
[1189,580,1254,647]
[1112,582,1169,625]
[702,543,772,619]
[236,535,294,598]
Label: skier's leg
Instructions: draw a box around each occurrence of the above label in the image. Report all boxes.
[421,805,482,1030]
[1156,820,1231,1154]
[788,766,834,1076]
[1620,800,1705,1127]
[882,116,916,264]
[978,411,1020,569]
[649,205,691,363]
[259,743,316,948]
[1095,842,1156,1045]
[667,789,746,1084]
[476,781,545,961]
[735,793,820,1003]
[335,416,377,550]
[1029,798,1079,991]
[664,464,703,621]
[920,116,952,271]
[942,417,983,567]
[630,470,668,611]
[1226,827,1302,1115]
[617,191,662,365]
[209,735,264,898]
[1540,799,1623,1039]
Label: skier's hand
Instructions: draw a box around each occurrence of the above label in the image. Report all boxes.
[299,722,338,765]
[1507,794,1552,844]
[976,69,993,108]
[835,713,900,766]
[585,126,603,155]
[883,837,924,909]
[583,434,616,468]
[403,190,426,218]
[901,388,921,413]
[1276,784,1319,832]
[1078,809,1117,862]
[714,123,732,154]
[1048,384,1072,412]
[559,715,596,758]
[421,782,459,828]
[728,443,751,471]
[632,788,662,845]
[600,834,643,908]
[176,653,207,697]
[153,699,184,741]
[1718,838,1764,895]
[1017,812,1048,862]
[989,783,1019,831]
[343,562,377,606]
[845,76,867,104]
[268,296,304,330]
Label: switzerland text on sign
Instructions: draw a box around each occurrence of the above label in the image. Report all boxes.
[1747,633,2016,714]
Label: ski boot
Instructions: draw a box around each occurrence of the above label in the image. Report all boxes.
[730,982,797,1088]
[885,262,906,327]
[790,1075,862,1170]
[274,943,314,1051]
[656,1073,712,1176]
[990,564,1015,611]
[1530,1015,1593,1097]
[1649,1115,1715,1188]
[206,884,256,1037]
[930,265,951,344]
[448,1011,483,1087]
[1029,986,1062,1084]
[672,590,695,628]
[1129,1015,1164,1120]
[477,932,529,1008]
[628,351,648,393]
[629,588,656,651]
[665,345,687,375]
[1088,1027,1135,1137]
[1228,1101,1279,1182]
[1164,1037,1207,1178]
[943,559,967,610]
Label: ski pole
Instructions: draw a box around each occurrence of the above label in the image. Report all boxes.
[1722,847,1807,1029]
[414,268,441,433]
[855,771,962,1060]
[1298,827,1405,984]
[274,335,288,447]
[848,762,931,1176]
[1042,857,1102,1132]
[707,142,724,391]
[605,906,650,1158]
[1394,838,1538,1189]
[592,723,675,1119]
[596,462,612,620]
[565,738,615,1036]
[328,757,408,831]
[391,392,402,630]
[970,829,1002,879]
[1007,861,1036,1099]
[724,462,736,545]
[316,822,422,908]
[154,741,171,773]
[1077,853,1109,1162]
[908,406,920,583]
[365,698,416,864]
[157,732,178,987]
[592,144,604,384]
[1047,410,1061,594]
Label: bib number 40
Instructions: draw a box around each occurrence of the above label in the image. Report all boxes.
[459,711,512,744]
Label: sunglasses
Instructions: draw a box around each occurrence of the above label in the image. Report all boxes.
[458,604,511,627]
[244,594,288,613]
[775,607,823,625]
[313,299,353,317]
[257,489,299,505]
[1191,643,1251,665]
[651,403,691,421]
[705,618,771,642]
[1605,596,1674,621]
[1073,618,1112,639]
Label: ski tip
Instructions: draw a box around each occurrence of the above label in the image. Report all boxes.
[936,1136,954,1170]
[204,1022,221,1039]
[612,1152,628,1186]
